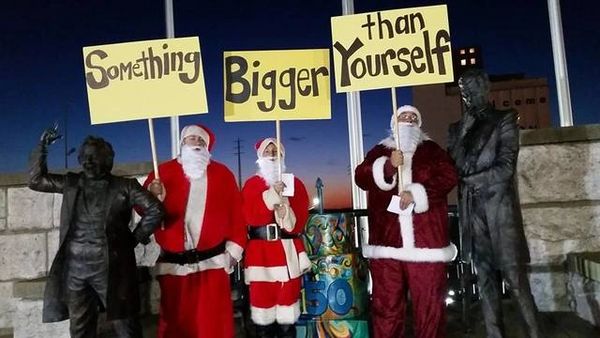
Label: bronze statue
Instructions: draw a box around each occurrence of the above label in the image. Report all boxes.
[448,69,540,338]
[29,125,164,338]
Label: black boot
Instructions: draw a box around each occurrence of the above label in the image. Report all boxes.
[277,324,296,338]
[255,324,276,338]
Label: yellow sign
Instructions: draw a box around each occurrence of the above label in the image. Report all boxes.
[331,5,453,92]
[224,49,331,122]
[83,37,208,124]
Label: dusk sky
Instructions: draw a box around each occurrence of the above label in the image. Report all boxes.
[1,0,598,209]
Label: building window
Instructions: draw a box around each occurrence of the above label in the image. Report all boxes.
[470,58,476,65]
[460,49,466,55]
[461,59,467,66]
[469,48,475,53]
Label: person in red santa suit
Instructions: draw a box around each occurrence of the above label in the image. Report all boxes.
[355,105,458,338]
[143,124,246,338]
[242,138,310,338]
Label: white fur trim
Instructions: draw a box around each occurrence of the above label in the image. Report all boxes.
[405,183,429,213]
[373,156,397,191]
[392,105,422,128]
[282,239,301,279]
[250,302,301,325]
[226,241,244,261]
[245,266,290,283]
[256,138,285,158]
[362,243,458,262]
[155,253,227,276]
[184,176,207,250]
[276,301,301,324]
[251,305,276,325]
[298,251,311,274]
[181,125,211,148]
[262,186,281,211]
[398,213,415,248]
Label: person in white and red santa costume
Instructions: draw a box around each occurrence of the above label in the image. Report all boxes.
[143,124,246,338]
[355,105,458,338]
[242,138,310,338]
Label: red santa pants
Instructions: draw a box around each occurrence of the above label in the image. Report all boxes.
[249,278,302,325]
[370,258,447,338]
[157,269,234,338]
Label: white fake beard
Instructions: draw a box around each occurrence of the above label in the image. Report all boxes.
[256,157,286,186]
[181,145,211,180]
[397,122,422,153]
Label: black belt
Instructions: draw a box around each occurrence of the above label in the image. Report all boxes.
[159,241,226,265]
[248,224,298,241]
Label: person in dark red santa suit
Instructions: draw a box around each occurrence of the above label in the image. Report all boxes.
[143,124,246,338]
[355,105,458,338]
[242,138,310,338]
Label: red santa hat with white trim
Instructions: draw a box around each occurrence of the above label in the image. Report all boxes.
[180,124,215,151]
[255,138,285,158]
[390,105,422,130]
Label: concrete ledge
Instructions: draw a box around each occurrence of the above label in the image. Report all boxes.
[567,251,600,282]
[12,278,45,300]
[0,162,153,187]
[521,124,600,146]
[0,327,13,338]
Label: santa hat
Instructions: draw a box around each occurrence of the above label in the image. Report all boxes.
[255,137,285,158]
[390,105,422,129]
[180,124,215,151]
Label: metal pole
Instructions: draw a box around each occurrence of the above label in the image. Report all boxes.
[342,0,369,244]
[235,138,243,187]
[165,0,180,157]
[547,0,573,127]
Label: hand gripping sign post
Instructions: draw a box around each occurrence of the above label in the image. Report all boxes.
[331,4,454,200]
[83,37,208,179]
[224,49,331,183]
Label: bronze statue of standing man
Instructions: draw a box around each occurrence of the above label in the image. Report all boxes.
[448,69,541,338]
[29,125,164,338]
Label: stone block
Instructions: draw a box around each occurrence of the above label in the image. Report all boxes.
[13,299,69,338]
[7,188,53,231]
[567,272,600,326]
[527,238,600,265]
[52,194,62,228]
[0,233,47,281]
[13,279,45,300]
[47,230,60,272]
[518,143,600,204]
[0,282,15,329]
[0,219,5,231]
[523,205,600,242]
[0,189,6,219]
[529,271,569,312]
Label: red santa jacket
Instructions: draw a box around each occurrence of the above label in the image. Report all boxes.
[143,159,246,275]
[242,175,310,282]
[355,138,458,262]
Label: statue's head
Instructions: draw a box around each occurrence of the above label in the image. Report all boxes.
[77,136,114,179]
[458,69,490,110]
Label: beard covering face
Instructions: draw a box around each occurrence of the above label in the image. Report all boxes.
[181,144,211,180]
[256,157,286,186]
[397,122,422,153]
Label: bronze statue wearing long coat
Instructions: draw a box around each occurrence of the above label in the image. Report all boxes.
[29,140,163,325]
[448,69,540,338]
[448,108,530,267]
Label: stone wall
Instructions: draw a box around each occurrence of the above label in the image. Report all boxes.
[0,162,157,336]
[519,124,600,312]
